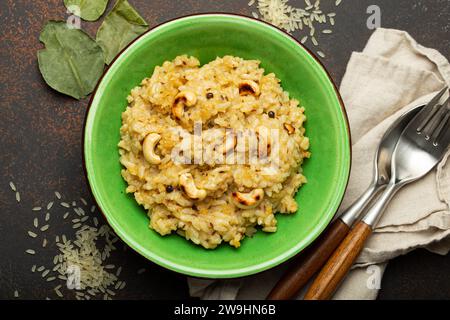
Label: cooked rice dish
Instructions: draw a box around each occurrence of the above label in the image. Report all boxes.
[118,55,310,249]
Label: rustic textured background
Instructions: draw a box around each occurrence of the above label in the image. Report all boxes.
[1,0,449,300]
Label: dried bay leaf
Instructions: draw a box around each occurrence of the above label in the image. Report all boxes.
[96,0,148,64]
[38,21,105,99]
[64,0,109,22]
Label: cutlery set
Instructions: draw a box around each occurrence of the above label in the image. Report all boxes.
[268,87,450,300]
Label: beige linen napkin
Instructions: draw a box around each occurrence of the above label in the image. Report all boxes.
[188,28,450,300]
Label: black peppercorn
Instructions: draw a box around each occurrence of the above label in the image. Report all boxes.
[268,111,275,118]
[206,92,214,99]
[166,185,174,193]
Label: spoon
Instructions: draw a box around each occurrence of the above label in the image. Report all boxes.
[304,88,450,300]
[267,102,426,300]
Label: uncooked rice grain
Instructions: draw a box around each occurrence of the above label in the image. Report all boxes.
[9,181,16,192]
[28,231,37,238]
[54,286,63,298]
[137,268,146,274]
[60,202,70,208]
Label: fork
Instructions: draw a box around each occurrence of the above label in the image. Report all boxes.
[304,88,450,300]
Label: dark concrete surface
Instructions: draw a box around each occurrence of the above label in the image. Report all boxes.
[0,0,449,300]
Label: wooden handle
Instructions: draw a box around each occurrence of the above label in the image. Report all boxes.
[304,221,373,300]
[266,219,350,300]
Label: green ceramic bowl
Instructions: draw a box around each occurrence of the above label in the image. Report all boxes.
[84,14,351,278]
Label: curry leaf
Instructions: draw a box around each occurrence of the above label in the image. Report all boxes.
[38,21,105,100]
[96,0,148,64]
[64,0,109,22]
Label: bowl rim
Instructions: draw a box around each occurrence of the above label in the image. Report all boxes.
[82,13,352,279]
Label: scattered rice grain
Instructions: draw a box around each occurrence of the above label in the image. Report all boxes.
[60,202,70,208]
[27,231,37,238]
[137,268,146,274]
[54,285,63,298]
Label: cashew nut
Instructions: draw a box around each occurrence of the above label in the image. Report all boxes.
[142,133,162,164]
[283,123,295,135]
[232,189,264,209]
[238,80,260,96]
[172,91,197,120]
[179,173,206,200]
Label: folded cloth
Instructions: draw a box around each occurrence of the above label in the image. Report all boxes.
[188,28,450,300]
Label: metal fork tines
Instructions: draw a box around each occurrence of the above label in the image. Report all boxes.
[415,87,450,147]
